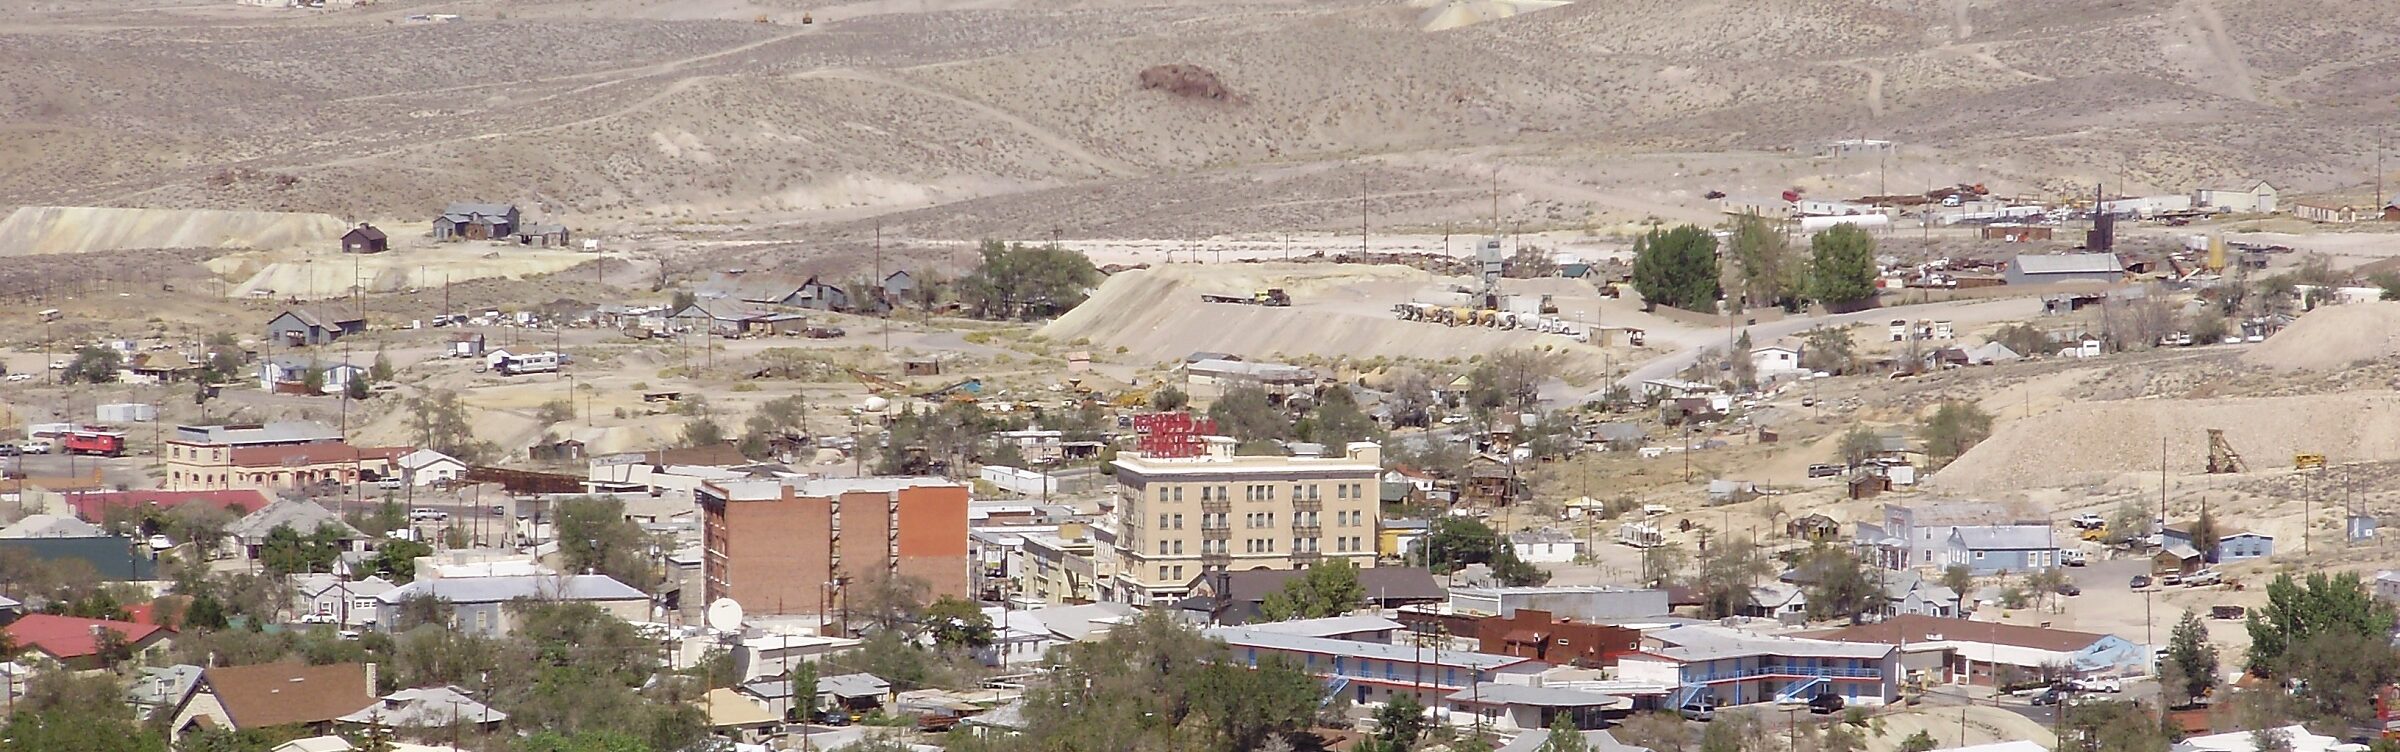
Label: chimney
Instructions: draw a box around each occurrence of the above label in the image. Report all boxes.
[364,662,379,693]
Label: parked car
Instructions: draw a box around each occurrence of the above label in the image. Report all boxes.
[1807,464,1842,478]
[491,505,508,516]
[1808,693,1846,715]
[1678,698,1718,723]
[17,441,49,454]
[2185,570,2223,587]
[2069,513,2106,529]
[0,444,21,457]
[2069,677,2121,693]
[2211,605,2247,620]
[372,477,404,491]
[2129,574,2152,590]
[2029,687,2066,706]
[2054,581,2082,597]
[299,613,338,625]
[2158,572,2183,587]
[2061,549,2088,567]
[408,508,448,522]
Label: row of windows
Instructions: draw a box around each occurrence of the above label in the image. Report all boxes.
[1149,481,1372,503]
[1157,565,1186,582]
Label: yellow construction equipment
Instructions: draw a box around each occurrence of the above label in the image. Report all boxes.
[2295,454,2326,470]
[2206,235,2228,273]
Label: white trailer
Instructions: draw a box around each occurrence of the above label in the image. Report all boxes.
[493,351,565,376]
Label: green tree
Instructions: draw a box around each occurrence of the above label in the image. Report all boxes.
[2062,700,2173,752]
[1694,536,1773,618]
[681,417,725,447]
[1899,730,1938,752]
[2190,506,2223,563]
[1641,542,1689,588]
[1991,322,2051,358]
[1802,325,1856,374]
[1259,558,1368,621]
[2279,628,2400,727]
[345,373,370,400]
[1014,612,1319,752]
[556,496,663,592]
[954,240,1101,320]
[1837,426,1880,469]
[407,389,491,464]
[1799,544,1879,624]
[201,333,245,384]
[1729,213,1803,311]
[1808,224,1878,305]
[1208,384,1291,444]
[2165,609,2219,706]
[257,523,343,575]
[1149,385,1190,412]
[301,364,327,394]
[514,731,650,752]
[1920,400,1994,468]
[1698,712,1757,752]
[739,395,810,459]
[0,670,167,752]
[1418,517,1504,573]
[1631,224,1722,313]
[1374,693,1428,751]
[1539,714,1591,752]
[1300,386,1383,447]
[65,345,123,384]
[1615,712,1690,752]
[537,397,577,425]
[786,661,820,721]
[184,592,231,631]
[2245,571,2395,675]
[371,538,434,582]
[370,350,395,381]
[924,595,995,650]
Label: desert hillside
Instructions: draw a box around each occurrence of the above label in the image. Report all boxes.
[2,0,2395,238]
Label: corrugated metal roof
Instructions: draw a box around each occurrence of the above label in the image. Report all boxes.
[1243,615,1403,638]
[1950,525,2054,551]
[375,574,644,605]
[1444,682,1626,708]
[1207,626,1532,670]
[2012,252,2121,275]
[1649,624,1894,661]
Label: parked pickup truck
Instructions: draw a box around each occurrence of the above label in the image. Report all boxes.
[2184,570,2223,587]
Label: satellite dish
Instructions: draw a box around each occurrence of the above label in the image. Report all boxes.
[705,598,745,633]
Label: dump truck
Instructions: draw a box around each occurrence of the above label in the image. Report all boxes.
[1200,288,1291,306]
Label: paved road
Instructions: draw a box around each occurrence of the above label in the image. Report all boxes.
[1572,296,2047,403]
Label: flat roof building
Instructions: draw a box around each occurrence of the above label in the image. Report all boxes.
[1108,441,1384,606]
[698,477,969,625]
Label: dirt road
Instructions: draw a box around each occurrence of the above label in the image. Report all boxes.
[1582,296,2045,401]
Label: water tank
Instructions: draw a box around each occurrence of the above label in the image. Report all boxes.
[861,395,890,412]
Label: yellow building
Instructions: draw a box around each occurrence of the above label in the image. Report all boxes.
[1107,438,1382,605]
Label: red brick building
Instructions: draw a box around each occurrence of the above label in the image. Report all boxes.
[696,477,968,625]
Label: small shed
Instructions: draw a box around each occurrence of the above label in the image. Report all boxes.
[340,224,388,254]
[904,359,942,377]
[2154,544,2203,576]
[1786,513,1840,542]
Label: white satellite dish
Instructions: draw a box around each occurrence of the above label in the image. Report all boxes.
[705,598,745,633]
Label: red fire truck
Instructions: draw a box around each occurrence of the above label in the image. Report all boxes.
[62,429,127,457]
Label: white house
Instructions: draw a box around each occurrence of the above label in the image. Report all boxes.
[395,449,466,487]
[1508,529,1581,564]
[291,574,394,629]
[257,357,366,394]
[1749,344,1803,376]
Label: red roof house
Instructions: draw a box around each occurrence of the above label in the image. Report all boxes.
[4,613,172,669]
[67,489,273,523]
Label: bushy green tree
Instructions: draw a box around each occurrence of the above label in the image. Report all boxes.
[1259,558,1367,621]
[1208,384,1292,445]
[1631,224,1721,313]
[2166,609,2219,706]
[556,496,663,592]
[955,240,1101,320]
[1013,612,1320,752]
[0,671,166,752]
[1539,714,1590,752]
[1149,385,1190,412]
[1694,537,1773,618]
[1300,386,1383,447]
[1729,213,1803,311]
[1373,692,1429,752]
[2246,571,2393,674]
[1920,400,1994,468]
[258,523,346,575]
[924,595,995,650]
[1799,544,1878,624]
[1808,224,1879,306]
[65,345,123,384]
[371,538,434,582]
[1803,325,1856,374]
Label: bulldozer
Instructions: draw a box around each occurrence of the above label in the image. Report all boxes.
[2294,453,2326,470]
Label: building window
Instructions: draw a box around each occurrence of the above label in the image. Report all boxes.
[1174,540,1184,555]
[1173,566,1184,580]
[1159,566,1170,580]
[1158,514,1168,529]
[1336,484,1348,499]
[1201,487,1212,501]
[1309,485,1320,500]
[1174,514,1184,530]
[1173,486,1183,502]
[1216,485,1229,500]
[1159,541,1169,555]
[1157,487,1167,502]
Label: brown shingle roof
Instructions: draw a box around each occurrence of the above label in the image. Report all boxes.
[200,662,375,730]
[1800,614,2110,653]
